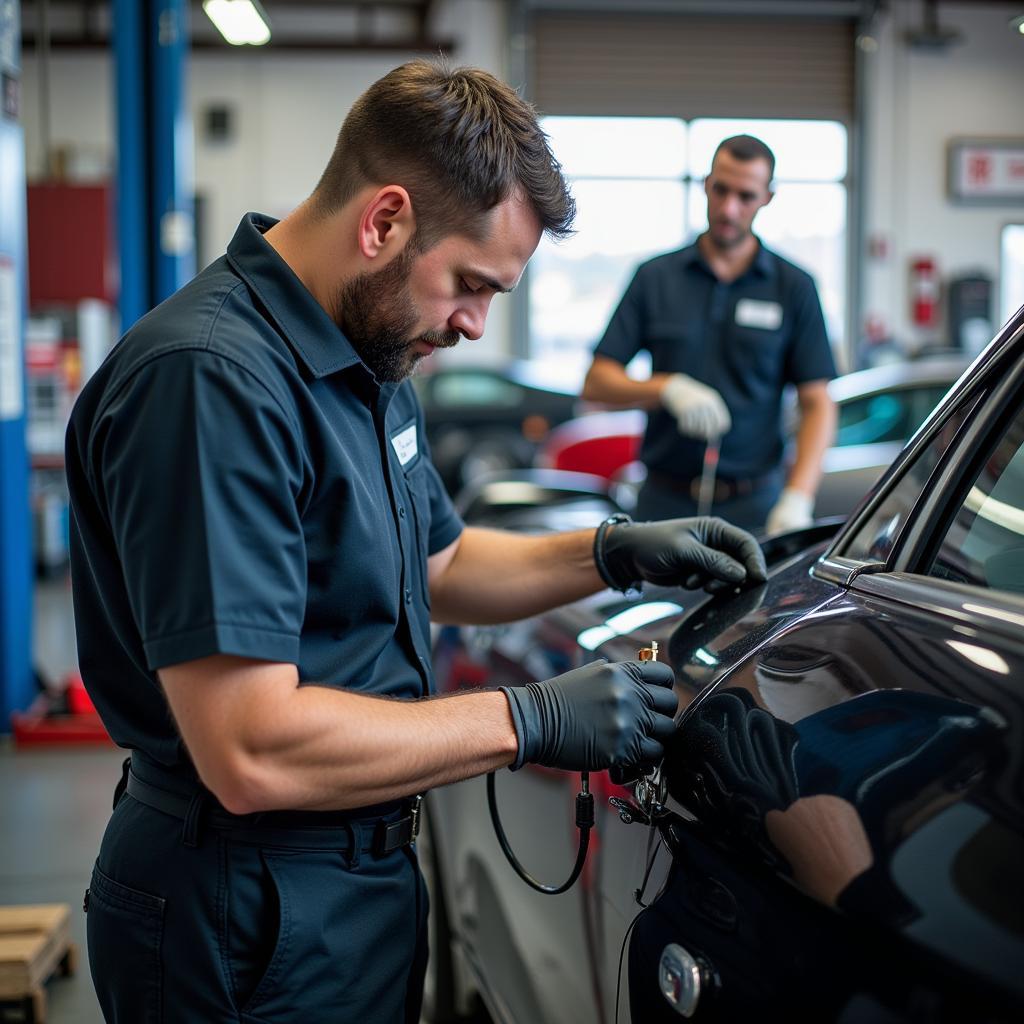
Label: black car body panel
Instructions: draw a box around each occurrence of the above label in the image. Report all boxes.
[426,307,1024,1024]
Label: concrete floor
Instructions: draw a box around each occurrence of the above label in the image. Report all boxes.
[0,571,113,1022]
[0,741,123,1023]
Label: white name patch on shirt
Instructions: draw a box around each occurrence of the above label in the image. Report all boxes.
[735,298,783,331]
[391,423,419,466]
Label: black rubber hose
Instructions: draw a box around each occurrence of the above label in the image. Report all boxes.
[486,769,594,895]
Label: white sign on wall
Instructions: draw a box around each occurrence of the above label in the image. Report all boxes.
[0,255,23,419]
[949,139,1024,204]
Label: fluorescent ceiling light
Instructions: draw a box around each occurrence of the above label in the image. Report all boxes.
[1012,14,1024,35]
[203,0,271,46]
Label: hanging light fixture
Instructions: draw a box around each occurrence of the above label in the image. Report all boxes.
[203,0,272,46]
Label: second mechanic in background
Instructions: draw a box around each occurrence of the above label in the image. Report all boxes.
[582,134,838,533]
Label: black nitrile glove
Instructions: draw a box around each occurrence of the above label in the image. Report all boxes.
[500,660,678,772]
[597,516,767,593]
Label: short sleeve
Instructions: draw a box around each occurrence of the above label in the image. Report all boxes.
[784,275,837,385]
[422,455,463,554]
[96,350,308,670]
[594,267,648,366]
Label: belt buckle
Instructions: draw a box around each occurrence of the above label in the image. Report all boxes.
[372,795,423,857]
[410,794,422,839]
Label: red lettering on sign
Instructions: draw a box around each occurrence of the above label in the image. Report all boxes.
[967,154,992,185]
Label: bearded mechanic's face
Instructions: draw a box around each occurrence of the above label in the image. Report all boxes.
[335,244,460,384]
[336,195,543,383]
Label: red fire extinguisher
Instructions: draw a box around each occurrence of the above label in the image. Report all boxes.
[910,256,939,329]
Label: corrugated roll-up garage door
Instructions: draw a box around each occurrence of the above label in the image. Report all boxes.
[532,13,855,122]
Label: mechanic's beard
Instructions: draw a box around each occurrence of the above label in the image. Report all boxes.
[707,220,751,251]
[335,250,460,383]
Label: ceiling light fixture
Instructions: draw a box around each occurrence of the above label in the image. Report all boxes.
[203,0,271,46]
[1011,15,1024,35]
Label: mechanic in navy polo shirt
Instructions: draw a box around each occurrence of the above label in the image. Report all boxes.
[582,135,838,533]
[66,61,767,1024]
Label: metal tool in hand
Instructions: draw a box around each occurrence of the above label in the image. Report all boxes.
[696,436,720,518]
[609,642,667,827]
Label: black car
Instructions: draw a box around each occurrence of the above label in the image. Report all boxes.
[422,305,1024,1024]
[412,362,580,495]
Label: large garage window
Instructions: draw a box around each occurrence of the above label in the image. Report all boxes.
[529,116,847,374]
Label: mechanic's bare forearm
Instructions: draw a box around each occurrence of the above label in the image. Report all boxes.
[787,387,837,496]
[159,656,518,814]
[429,526,606,625]
[582,355,667,409]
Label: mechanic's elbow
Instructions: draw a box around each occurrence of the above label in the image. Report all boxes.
[198,754,278,816]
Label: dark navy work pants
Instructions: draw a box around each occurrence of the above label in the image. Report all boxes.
[635,468,782,532]
[86,777,428,1023]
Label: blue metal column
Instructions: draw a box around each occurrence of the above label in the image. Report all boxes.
[0,0,34,724]
[150,0,195,303]
[113,0,149,331]
[114,0,194,331]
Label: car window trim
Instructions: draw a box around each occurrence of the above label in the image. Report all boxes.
[849,571,1024,647]
[813,554,885,587]
[821,325,1024,573]
[821,387,981,570]
[890,355,1024,576]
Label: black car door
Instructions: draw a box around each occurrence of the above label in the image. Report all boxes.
[641,336,1024,1023]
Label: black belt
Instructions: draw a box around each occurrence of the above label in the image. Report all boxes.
[119,754,421,857]
[647,468,779,503]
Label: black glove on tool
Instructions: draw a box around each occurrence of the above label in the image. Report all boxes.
[501,660,678,771]
[595,515,768,593]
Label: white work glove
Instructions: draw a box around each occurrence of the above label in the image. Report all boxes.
[765,488,814,534]
[661,373,732,440]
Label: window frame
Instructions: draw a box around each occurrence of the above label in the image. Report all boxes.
[816,316,1024,617]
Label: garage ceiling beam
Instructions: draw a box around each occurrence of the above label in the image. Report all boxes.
[523,0,871,15]
[21,1,454,53]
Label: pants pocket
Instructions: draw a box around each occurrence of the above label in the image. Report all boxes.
[222,844,420,1023]
[86,863,166,1023]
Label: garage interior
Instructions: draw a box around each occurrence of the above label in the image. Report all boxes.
[1,2,1023,1022]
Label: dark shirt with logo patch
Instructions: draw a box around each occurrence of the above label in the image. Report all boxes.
[66,213,463,771]
[595,239,836,480]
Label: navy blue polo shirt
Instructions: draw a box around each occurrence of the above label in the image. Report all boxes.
[66,213,463,770]
[595,238,836,480]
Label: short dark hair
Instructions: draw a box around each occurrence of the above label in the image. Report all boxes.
[312,59,575,250]
[712,134,776,182]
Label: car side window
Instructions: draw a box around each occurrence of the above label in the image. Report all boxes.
[432,373,522,408]
[835,384,953,448]
[836,392,909,446]
[839,398,977,563]
[927,408,1024,594]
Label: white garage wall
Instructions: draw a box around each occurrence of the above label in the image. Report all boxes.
[20,0,515,362]
[862,1,1024,353]
[20,1,1024,364]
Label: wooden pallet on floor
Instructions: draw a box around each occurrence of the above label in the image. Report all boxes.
[0,904,76,1024]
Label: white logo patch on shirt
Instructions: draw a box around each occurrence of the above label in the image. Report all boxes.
[391,423,418,466]
[735,298,783,331]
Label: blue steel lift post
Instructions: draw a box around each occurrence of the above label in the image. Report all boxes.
[0,0,33,726]
[114,0,195,331]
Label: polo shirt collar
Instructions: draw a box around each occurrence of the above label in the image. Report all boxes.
[750,238,777,279]
[683,234,777,281]
[226,212,363,380]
